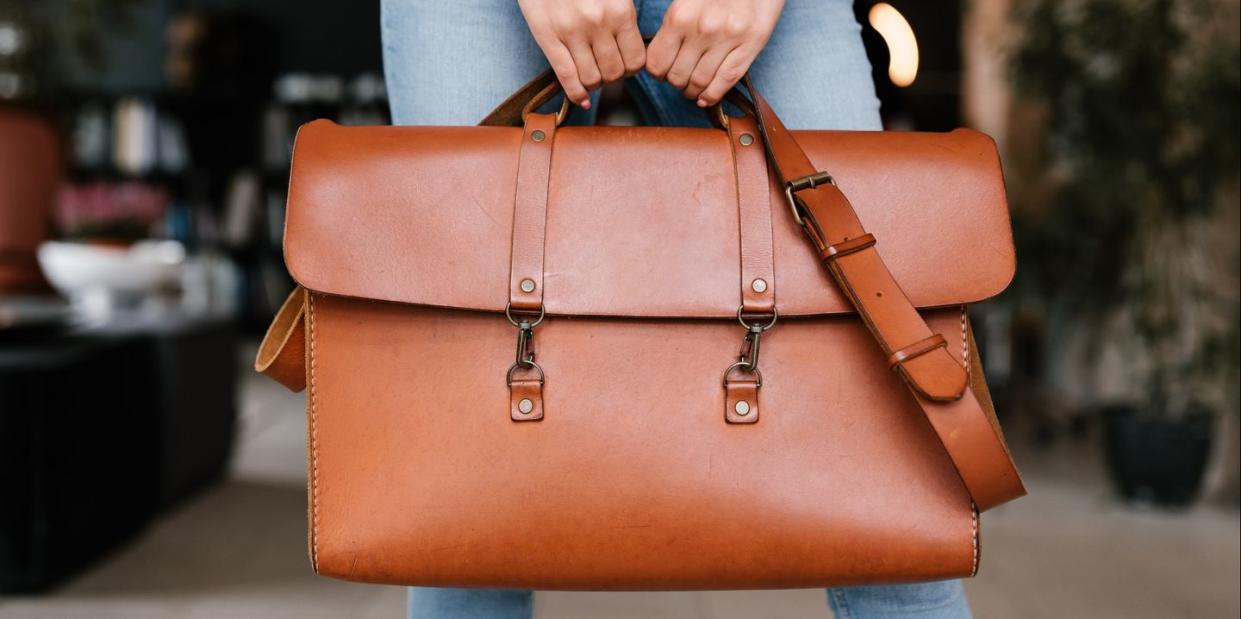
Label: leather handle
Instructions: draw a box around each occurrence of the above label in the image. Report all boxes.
[482,34,752,128]
[480,67,754,129]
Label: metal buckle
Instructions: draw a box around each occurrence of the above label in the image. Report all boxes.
[784,171,835,227]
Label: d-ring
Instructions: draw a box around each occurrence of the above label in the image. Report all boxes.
[507,360,546,386]
[506,303,545,328]
[737,306,778,331]
[722,361,763,387]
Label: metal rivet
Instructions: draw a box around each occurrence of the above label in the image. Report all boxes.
[531,130,546,142]
[751,278,768,293]
[734,400,751,416]
[739,133,754,146]
[520,278,536,293]
[518,398,534,414]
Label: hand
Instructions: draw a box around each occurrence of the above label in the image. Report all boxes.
[517,0,646,109]
[645,0,785,107]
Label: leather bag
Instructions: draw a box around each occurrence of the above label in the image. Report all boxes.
[255,72,1025,589]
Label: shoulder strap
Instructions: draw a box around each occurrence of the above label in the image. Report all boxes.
[742,77,1024,509]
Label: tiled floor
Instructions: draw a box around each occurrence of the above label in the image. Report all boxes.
[1,353,1237,619]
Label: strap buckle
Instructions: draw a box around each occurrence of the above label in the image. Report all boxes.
[784,171,835,227]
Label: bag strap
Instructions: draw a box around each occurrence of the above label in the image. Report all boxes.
[257,71,1025,511]
[738,76,1023,509]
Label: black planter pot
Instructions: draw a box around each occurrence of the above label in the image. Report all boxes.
[1103,405,1214,506]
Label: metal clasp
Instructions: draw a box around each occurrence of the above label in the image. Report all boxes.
[784,171,835,227]
[514,320,535,366]
[506,304,545,386]
[723,307,778,387]
[739,325,763,369]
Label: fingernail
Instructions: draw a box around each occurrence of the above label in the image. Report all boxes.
[697,99,708,108]
[580,100,591,110]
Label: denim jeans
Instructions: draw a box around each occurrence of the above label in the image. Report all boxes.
[382,1,970,617]
[404,582,973,619]
[381,0,882,130]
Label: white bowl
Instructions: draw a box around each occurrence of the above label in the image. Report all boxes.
[37,240,185,300]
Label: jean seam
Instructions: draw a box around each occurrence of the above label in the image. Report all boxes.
[830,588,852,619]
[623,78,658,126]
[634,73,675,126]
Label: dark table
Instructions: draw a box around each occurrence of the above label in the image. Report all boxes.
[0,313,238,593]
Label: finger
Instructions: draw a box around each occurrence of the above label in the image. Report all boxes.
[542,41,591,108]
[664,41,705,90]
[683,44,734,101]
[566,38,604,92]
[644,30,682,80]
[696,47,752,107]
[614,22,646,76]
[591,34,626,84]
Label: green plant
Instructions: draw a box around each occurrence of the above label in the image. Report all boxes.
[1010,0,1240,417]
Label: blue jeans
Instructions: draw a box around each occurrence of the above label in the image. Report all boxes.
[404,583,973,619]
[382,0,882,130]
[382,1,970,617]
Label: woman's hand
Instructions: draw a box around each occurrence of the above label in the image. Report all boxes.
[517,0,646,109]
[645,0,785,107]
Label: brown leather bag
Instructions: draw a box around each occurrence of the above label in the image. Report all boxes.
[255,72,1025,589]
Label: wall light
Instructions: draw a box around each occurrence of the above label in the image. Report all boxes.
[868,3,920,87]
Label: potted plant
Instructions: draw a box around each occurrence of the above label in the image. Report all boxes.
[1,0,142,295]
[1009,0,1240,505]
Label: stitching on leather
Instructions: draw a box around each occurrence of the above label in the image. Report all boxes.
[728,122,747,309]
[970,501,980,576]
[308,292,320,571]
[960,305,971,375]
[537,122,554,305]
[763,152,778,310]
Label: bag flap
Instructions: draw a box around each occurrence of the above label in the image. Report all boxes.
[284,120,1015,318]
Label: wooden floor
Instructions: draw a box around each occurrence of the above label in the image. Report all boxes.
[1,351,1237,619]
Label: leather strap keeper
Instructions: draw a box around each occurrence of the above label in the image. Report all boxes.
[887,334,949,370]
[724,377,760,424]
[820,233,877,261]
[509,376,545,422]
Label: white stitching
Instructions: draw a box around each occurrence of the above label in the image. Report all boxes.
[960,305,971,376]
[970,501,980,575]
[308,293,320,571]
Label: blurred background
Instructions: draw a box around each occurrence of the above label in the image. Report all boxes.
[0,0,1237,617]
